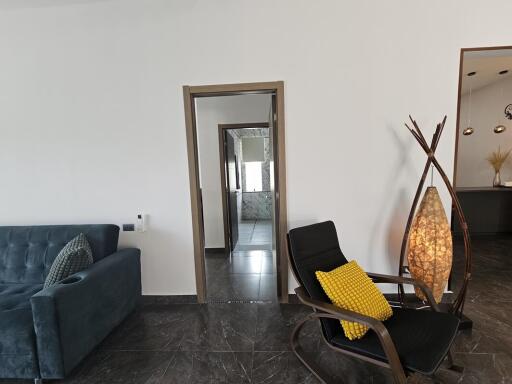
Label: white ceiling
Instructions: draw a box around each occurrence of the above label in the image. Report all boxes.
[461,49,512,95]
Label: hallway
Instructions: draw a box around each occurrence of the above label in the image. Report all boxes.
[205,249,276,302]
[205,219,275,302]
[235,219,272,251]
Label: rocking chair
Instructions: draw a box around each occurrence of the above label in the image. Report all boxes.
[288,221,462,383]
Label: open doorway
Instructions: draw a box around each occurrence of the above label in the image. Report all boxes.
[218,123,273,253]
[183,82,287,303]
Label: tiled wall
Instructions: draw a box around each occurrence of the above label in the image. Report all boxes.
[242,191,272,220]
[227,130,243,223]
[241,133,272,220]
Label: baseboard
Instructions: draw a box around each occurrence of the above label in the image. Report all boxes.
[140,295,198,305]
[139,293,450,307]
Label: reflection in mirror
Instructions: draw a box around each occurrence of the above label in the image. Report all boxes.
[456,48,512,189]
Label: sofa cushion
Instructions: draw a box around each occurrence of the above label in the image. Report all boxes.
[44,234,93,288]
[0,225,119,284]
[0,283,43,311]
[0,283,42,378]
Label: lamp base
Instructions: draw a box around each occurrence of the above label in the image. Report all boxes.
[458,315,473,331]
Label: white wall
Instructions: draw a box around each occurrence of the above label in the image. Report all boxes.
[0,0,511,295]
[457,76,512,187]
[196,94,271,248]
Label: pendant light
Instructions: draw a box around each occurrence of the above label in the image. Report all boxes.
[407,166,453,303]
[463,71,476,136]
[494,70,508,134]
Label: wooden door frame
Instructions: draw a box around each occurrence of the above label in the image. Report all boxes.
[453,45,512,187]
[218,122,270,253]
[183,81,288,303]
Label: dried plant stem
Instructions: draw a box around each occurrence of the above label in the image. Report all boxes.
[487,147,511,172]
[399,116,471,319]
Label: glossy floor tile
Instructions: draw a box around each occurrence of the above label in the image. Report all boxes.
[235,220,272,251]
[205,248,277,302]
[1,235,511,383]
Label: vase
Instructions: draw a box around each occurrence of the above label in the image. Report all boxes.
[493,171,501,187]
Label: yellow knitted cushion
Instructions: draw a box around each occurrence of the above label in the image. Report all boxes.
[316,261,393,340]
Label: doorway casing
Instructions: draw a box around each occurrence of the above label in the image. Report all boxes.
[183,82,288,303]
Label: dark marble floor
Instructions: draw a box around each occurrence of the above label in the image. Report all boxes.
[2,235,511,383]
[205,249,277,303]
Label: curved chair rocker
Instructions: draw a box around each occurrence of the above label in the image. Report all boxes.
[288,221,463,384]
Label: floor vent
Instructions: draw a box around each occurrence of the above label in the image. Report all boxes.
[206,299,274,304]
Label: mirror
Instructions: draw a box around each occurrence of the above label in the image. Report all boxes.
[456,48,512,189]
[453,47,512,238]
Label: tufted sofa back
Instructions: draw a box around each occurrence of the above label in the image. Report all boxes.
[0,225,119,284]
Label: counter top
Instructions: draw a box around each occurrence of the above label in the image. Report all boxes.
[456,186,512,192]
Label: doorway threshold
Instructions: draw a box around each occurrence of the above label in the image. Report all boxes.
[206,299,275,304]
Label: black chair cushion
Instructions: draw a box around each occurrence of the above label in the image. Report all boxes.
[330,307,460,375]
[288,221,349,340]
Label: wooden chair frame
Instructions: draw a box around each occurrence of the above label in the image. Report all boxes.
[291,273,463,383]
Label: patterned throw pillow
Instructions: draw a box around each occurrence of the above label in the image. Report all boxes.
[44,233,93,288]
[316,260,393,340]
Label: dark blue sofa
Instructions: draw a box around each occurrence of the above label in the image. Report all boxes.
[0,225,141,382]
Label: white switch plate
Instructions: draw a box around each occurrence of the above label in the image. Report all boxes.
[136,213,147,232]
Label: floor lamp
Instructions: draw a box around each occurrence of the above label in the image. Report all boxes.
[398,116,473,330]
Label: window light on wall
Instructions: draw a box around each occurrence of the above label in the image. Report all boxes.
[245,162,263,192]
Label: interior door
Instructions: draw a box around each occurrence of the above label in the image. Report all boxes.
[225,131,239,251]
[269,94,281,299]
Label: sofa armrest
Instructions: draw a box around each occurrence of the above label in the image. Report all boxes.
[30,248,141,379]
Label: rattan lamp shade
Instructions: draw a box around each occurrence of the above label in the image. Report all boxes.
[407,186,453,303]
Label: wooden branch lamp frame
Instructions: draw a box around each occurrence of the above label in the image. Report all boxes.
[397,116,472,319]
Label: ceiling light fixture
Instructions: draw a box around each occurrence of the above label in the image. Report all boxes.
[494,70,508,134]
[463,72,476,136]
[463,127,474,135]
[494,125,506,134]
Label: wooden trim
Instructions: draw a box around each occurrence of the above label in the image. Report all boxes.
[274,82,288,302]
[183,86,207,303]
[453,45,512,187]
[218,122,271,254]
[292,285,461,381]
[218,127,231,252]
[293,286,408,383]
[219,122,270,129]
[453,49,464,188]
[460,45,512,52]
[183,81,288,303]
[188,81,283,97]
